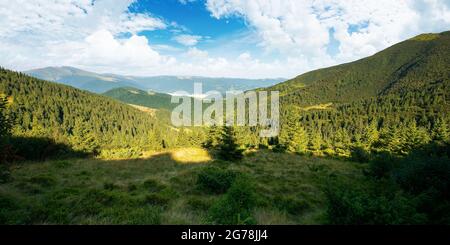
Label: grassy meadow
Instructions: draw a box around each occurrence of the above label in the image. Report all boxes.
[0,148,364,225]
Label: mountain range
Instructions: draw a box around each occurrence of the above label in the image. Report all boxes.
[25,66,284,94]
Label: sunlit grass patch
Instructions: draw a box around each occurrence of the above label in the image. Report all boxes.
[170,148,212,164]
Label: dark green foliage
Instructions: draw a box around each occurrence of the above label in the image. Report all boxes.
[9,136,86,161]
[368,152,397,179]
[103,182,119,191]
[0,165,11,183]
[187,197,214,211]
[350,146,371,163]
[326,182,426,225]
[203,126,223,149]
[274,196,310,215]
[143,179,166,193]
[393,143,450,224]
[208,177,257,225]
[145,187,178,208]
[329,142,450,224]
[0,95,14,163]
[28,174,57,187]
[103,87,176,111]
[197,166,239,194]
[217,127,244,162]
[0,68,205,160]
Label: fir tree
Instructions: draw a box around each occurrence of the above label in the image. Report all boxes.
[217,126,244,162]
[433,118,449,142]
[204,126,223,149]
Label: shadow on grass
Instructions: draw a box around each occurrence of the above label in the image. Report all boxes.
[2,136,88,162]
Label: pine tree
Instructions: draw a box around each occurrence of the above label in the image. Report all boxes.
[217,126,244,162]
[403,121,431,152]
[433,118,449,142]
[308,129,323,153]
[204,126,223,149]
[0,96,12,140]
[362,120,379,150]
[70,118,99,154]
[279,108,308,153]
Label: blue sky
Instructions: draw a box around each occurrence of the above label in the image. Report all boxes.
[0,0,449,78]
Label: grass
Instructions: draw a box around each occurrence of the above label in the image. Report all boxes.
[0,148,364,225]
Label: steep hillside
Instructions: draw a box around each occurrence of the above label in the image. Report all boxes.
[103,87,175,111]
[271,31,450,106]
[0,68,199,159]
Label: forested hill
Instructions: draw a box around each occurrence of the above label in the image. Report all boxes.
[103,87,175,111]
[271,31,450,106]
[0,68,200,160]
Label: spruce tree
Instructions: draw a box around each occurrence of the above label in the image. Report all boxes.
[433,118,449,142]
[279,108,308,153]
[204,126,223,149]
[217,126,244,162]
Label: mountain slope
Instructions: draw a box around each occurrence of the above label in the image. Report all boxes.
[103,87,175,111]
[271,31,450,106]
[26,67,285,94]
[26,66,140,93]
[0,68,191,158]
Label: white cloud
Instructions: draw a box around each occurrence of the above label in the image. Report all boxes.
[174,34,203,46]
[185,47,209,59]
[206,0,450,64]
[0,0,449,79]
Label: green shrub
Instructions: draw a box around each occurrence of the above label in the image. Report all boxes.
[98,147,142,159]
[0,165,12,183]
[197,166,240,194]
[274,196,310,215]
[103,182,119,191]
[187,197,214,211]
[350,146,371,163]
[368,152,397,179]
[127,183,138,192]
[143,179,166,193]
[144,187,178,208]
[208,177,257,225]
[325,182,426,225]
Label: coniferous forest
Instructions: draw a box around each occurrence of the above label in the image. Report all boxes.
[0,31,449,225]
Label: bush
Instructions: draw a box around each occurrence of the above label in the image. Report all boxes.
[187,197,214,211]
[197,166,240,194]
[103,182,119,191]
[274,196,310,215]
[143,179,166,193]
[326,182,426,225]
[0,165,12,183]
[144,187,178,208]
[98,147,142,159]
[350,146,371,163]
[368,152,397,179]
[208,177,257,225]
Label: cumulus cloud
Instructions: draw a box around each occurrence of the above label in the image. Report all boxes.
[0,0,449,79]
[206,0,450,64]
[174,34,203,46]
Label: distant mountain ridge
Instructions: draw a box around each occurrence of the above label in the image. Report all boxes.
[26,67,284,94]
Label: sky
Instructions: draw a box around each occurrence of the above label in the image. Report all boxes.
[0,0,449,79]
